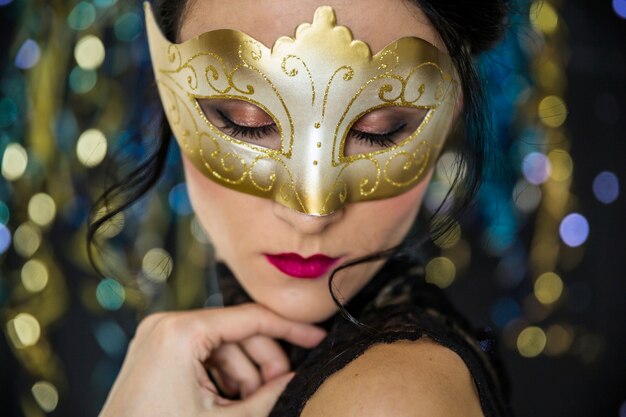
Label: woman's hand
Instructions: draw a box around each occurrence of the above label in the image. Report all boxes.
[99,303,326,417]
[207,333,295,399]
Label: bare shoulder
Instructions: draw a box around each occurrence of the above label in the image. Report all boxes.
[300,337,483,417]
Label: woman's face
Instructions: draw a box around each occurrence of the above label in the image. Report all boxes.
[180,0,446,323]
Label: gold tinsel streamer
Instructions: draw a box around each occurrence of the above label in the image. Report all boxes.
[2,4,73,415]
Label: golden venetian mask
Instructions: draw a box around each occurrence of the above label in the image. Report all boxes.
[145,3,458,215]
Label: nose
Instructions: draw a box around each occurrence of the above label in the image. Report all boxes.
[272,202,344,234]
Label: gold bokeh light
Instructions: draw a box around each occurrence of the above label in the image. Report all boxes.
[548,150,573,182]
[534,272,564,305]
[544,324,574,356]
[28,193,57,227]
[425,257,456,289]
[76,129,108,167]
[517,326,547,358]
[530,1,559,35]
[7,313,41,348]
[13,222,42,258]
[31,381,59,412]
[74,35,106,70]
[2,143,28,181]
[21,259,49,293]
[538,95,568,128]
[141,248,173,282]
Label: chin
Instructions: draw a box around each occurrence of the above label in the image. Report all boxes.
[222,257,344,323]
[256,293,339,324]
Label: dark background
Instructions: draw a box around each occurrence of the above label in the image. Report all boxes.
[1,0,625,416]
[450,1,626,415]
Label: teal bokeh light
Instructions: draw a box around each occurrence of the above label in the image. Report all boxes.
[95,279,125,310]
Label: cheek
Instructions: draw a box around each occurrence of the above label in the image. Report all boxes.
[355,170,433,245]
[184,157,223,219]
[182,156,280,264]
[182,157,245,250]
[392,180,430,217]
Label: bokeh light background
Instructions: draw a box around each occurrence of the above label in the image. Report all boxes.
[0,1,624,416]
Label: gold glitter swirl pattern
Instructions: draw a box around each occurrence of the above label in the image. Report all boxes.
[249,156,279,192]
[281,55,316,106]
[321,181,349,214]
[320,65,354,122]
[377,48,400,73]
[167,44,182,67]
[202,53,234,95]
[383,140,431,187]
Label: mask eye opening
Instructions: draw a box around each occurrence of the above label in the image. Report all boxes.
[341,106,431,158]
[195,97,283,151]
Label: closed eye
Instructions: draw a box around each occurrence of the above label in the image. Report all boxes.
[197,98,281,150]
[349,123,407,148]
[343,107,429,156]
[216,109,279,140]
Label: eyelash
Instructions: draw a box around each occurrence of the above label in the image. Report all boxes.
[217,109,405,147]
[350,124,406,148]
[217,110,278,139]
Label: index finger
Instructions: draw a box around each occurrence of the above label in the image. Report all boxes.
[192,304,326,356]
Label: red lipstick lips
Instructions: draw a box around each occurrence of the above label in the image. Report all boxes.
[265,253,339,279]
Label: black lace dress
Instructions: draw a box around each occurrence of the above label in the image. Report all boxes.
[216,259,513,417]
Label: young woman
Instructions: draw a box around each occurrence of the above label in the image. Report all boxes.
[97,0,512,415]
